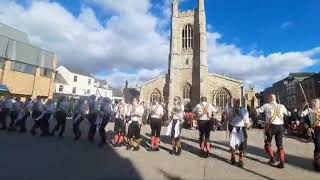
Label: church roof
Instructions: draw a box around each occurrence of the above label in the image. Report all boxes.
[138,75,166,87]
[208,73,243,84]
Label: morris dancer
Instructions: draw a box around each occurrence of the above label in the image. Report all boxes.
[30,96,44,136]
[126,98,144,151]
[51,96,69,138]
[149,98,164,151]
[300,98,320,171]
[16,97,32,133]
[0,95,12,130]
[73,98,87,141]
[166,97,184,155]
[8,97,22,131]
[113,100,127,147]
[98,98,113,147]
[41,99,55,137]
[225,98,250,167]
[256,94,291,168]
[87,95,99,142]
[193,97,217,158]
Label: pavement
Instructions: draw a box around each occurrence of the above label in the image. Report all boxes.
[0,120,319,180]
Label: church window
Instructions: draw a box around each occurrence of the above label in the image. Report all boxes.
[183,83,191,99]
[182,24,193,49]
[185,59,189,65]
[150,89,162,103]
[215,88,232,111]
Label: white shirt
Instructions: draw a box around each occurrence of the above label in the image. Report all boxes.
[256,102,291,125]
[226,107,250,127]
[25,101,33,112]
[33,100,44,112]
[150,104,164,119]
[300,108,320,127]
[4,99,12,109]
[172,104,184,120]
[45,103,55,114]
[193,102,217,121]
[114,104,127,119]
[131,104,144,123]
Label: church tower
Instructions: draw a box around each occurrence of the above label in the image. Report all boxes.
[168,0,208,108]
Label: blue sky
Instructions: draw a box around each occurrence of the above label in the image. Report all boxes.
[2,0,319,89]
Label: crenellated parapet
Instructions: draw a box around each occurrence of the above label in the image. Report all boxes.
[179,10,195,17]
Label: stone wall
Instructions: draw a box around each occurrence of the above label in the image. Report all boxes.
[206,74,243,104]
[139,76,167,105]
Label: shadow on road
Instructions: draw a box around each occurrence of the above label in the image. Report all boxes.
[0,127,142,180]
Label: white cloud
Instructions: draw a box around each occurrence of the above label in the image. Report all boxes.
[207,32,319,90]
[280,21,293,29]
[0,0,318,91]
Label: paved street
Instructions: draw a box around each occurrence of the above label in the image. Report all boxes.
[0,121,319,180]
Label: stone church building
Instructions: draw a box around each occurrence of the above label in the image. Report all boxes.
[139,0,244,112]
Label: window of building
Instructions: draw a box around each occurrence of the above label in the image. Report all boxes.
[40,68,52,78]
[185,59,189,65]
[11,61,36,75]
[150,89,162,103]
[182,24,193,49]
[74,75,77,82]
[88,79,91,85]
[183,83,191,99]
[72,87,76,94]
[0,57,5,70]
[59,85,63,92]
[215,88,232,111]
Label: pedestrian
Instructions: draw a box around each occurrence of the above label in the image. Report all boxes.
[0,95,13,130]
[166,96,184,155]
[8,97,22,131]
[225,98,251,167]
[40,99,55,137]
[300,98,320,171]
[193,96,217,158]
[98,97,113,147]
[73,98,87,141]
[87,95,99,142]
[30,96,44,136]
[51,96,69,138]
[149,98,164,151]
[256,94,291,169]
[113,99,127,147]
[16,97,32,133]
[126,98,144,151]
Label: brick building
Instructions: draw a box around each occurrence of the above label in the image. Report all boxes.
[0,23,58,99]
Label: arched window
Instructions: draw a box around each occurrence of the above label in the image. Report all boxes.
[185,59,189,65]
[150,89,162,103]
[183,83,191,99]
[182,24,193,49]
[215,88,232,111]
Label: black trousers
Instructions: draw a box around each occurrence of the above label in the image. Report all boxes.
[73,114,84,138]
[265,124,284,149]
[128,121,141,139]
[229,125,248,151]
[150,118,161,137]
[16,111,30,132]
[88,112,98,141]
[41,113,51,135]
[52,111,66,136]
[0,108,10,129]
[314,127,320,156]
[30,111,43,133]
[198,120,211,142]
[114,118,126,135]
[9,111,19,129]
[99,115,110,143]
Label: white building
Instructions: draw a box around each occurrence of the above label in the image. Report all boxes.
[54,66,112,99]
